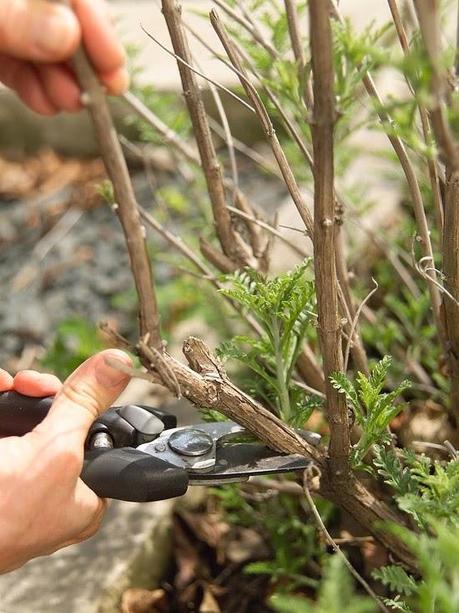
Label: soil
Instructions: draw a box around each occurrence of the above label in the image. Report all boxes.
[0,149,286,371]
[121,502,276,613]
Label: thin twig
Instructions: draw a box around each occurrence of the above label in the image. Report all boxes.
[347,215,420,298]
[303,468,390,613]
[284,0,314,109]
[335,227,369,375]
[413,255,459,307]
[104,356,161,385]
[11,208,83,292]
[202,69,265,256]
[66,30,162,349]
[141,26,255,114]
[343,279,379,372]
[123,91,199,163]
[226,205,309,258]
[247,477,304,495]
[411,440,458,458]
[211,0,279,58]
[444,440,459,459]
[99,322,133,352]
[207,115,281,177]
[138,206,265,337]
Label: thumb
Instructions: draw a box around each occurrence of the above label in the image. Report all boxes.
[0,0,80,62]
[36,349,132,447]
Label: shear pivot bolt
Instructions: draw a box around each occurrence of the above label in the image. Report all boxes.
[168,429,214,456]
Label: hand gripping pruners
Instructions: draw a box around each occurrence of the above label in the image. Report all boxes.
[0,391,319,502]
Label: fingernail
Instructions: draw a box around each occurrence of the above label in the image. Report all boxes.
[33,7,78,59]
[105,68,130,96]
[95,351,131,388]
[0,369,13,391]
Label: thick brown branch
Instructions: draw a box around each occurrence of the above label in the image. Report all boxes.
[309,1,350,479]
[161,0,254,269]
[284,0,314,109]
[387,0,444,232]
[209,9,314,238]
[69,50,161,348]
[134,337,416,568]
[414,0,459,425]
[209,8,368,376]
[330,1,445,350]
[211,0,279,58]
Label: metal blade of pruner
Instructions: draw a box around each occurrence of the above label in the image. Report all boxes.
[137,421,320,485]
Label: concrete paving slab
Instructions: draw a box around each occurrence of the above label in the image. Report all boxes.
[110,0,395,89]
[0,498,174,613]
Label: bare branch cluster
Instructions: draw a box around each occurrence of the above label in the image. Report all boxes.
[64,0,459,571]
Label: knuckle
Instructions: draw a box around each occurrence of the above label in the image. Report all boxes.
[60,380,102,421]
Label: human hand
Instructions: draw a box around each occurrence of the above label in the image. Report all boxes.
[0,0,128,115]
[0,349,132,573]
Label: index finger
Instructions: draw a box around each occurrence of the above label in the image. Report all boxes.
[0,368,14,391]
[72,0,126,76]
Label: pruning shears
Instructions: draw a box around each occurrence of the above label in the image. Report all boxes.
[0,391,319,502]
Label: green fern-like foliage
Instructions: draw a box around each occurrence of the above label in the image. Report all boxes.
[270,554,375,613]
[372,565,417,596]
[373,445,418,496]
[374,445,459,528]
[397,456,459,528]
[330,356,410,466]
[217,261,319,423]
[373,521,459,613]
[372,450,459,611]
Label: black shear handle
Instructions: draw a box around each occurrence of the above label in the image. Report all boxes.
[0,391,188,502]
[0,391,53,437]
[83,448,189,502]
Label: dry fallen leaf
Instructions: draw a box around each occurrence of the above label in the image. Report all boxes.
[225,527,269,564]
[173,517,202,590]
[179,510,230,563]
[396,405,455,448]
[199,584,222,613]
[121,587,167,613]
[0,150,105,202]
